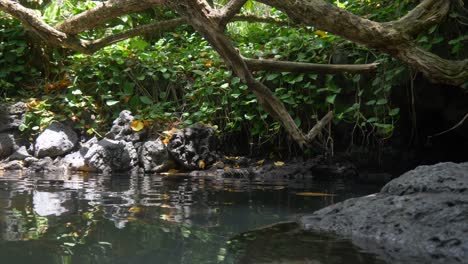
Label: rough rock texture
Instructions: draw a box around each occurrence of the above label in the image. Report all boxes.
[106,110,145,142]
[0,102,26,132]
[300,162,468,264]
[167,124,219,170]
[84,138,138,173]
[139,138,175,172]
[34,122,78,158]
[60,138,97,171]
[8,146,32,160]
[0,133,15,159]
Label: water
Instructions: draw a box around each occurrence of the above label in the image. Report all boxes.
[0,170,386,264]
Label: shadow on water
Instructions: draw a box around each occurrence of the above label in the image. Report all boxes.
[0,170,385,264]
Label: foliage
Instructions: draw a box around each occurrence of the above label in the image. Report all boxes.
[1,0,466,151]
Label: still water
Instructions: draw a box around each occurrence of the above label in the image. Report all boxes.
[0,170,386,264]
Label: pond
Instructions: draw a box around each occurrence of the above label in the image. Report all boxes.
[0,171,386,264]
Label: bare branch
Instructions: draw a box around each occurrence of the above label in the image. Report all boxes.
[390,0,451,36]
[306,111,333,142]
[55,0,165,35]
[218,0,248,28]
[243,57,379,74]
[88,18,186,53]
[0,0,89,52]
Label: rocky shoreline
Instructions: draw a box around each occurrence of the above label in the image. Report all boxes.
[1,102,359,181]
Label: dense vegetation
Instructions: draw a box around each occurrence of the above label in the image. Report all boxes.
[1,0,466,153]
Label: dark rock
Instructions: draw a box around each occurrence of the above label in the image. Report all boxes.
[8,146,32,160]
[0,133,15,159]
[84,138,138,173]
[300,162,468,264]
[139,138,175,172]
[382,162,468,195]
[34,122,78,158]
[167,124,219,170]
[106,110,145,142]
[24,157,59,172]
[0,102,26,133]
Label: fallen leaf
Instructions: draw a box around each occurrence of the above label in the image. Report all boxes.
[295,192,336,197]
[274,161,285,166]
[128,206,143,213]
[256,159,265,166]
[198,160,206,169]
[314,30,329,38]
[130,120,144,131]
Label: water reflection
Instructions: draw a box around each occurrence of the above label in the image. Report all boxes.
[0,170,384,264]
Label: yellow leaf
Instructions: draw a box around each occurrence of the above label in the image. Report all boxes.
[295,192,336,197]
[167,169,179,174]
[198,160,206,169]
[223,166,231,171]
[274,161,285,166]
[130,120,144,132]
[256,159,265,166]
[128,206,143,213]
[127,217,138,222]
[162,137,170,145]
[314,30,329,38]
[162,194,170,200]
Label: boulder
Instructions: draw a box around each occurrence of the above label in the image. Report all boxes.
[105,110,145,142]
[300,162,468,264]
[0,102,26,133]
[34,122,78,158]
[84,138,138,173]
[139,138,175,172]
[167,124,219,170]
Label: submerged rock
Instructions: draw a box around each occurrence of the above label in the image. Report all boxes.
[139,138,175,172]
[300,162,468,264]
[34,122,78,158]
[84,138,138,173]
[167,124,219,170]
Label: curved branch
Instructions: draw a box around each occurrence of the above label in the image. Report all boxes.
[218,0,248,28]
[55,0,165,35]
[389,0,450,36]
[0,0,89,52]
[258,0,468,86]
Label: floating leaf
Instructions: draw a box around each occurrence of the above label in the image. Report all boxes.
[198,160,206,169]
[274,161,285,166]
[128,206,142,213]
[295,192,336,197]
[130,120,144,131]
[256,159,265,166]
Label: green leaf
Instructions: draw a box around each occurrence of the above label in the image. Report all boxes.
[376,98,388,105]
[389,108,400,116]
[106,100,120,106]
[326,94,337,104]
[140,96,153,105]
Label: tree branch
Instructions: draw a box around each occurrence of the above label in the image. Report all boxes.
[258,0,468,86]
[389,0,451,36]
[87,18,186,53]
[243,56,379,74]
[218,0,248,28]
[55,0,165,35]
[0,0,90,52]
